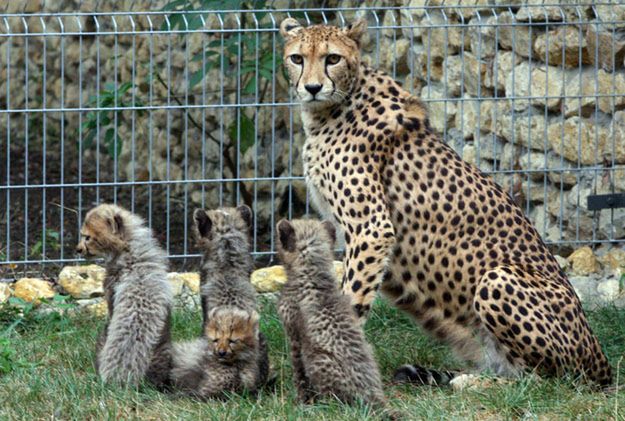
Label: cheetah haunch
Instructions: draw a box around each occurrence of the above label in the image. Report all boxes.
[280,17,612,386]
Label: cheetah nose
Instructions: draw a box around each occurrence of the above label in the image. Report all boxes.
[75,245,84,254]
[305,84,322,96]
[217,350,227,358]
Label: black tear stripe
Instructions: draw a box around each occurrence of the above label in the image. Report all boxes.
[295,64,304,92]
[324,64,336,96]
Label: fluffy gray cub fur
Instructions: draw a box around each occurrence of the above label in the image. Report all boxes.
[192,205,257,323]
[76,204,173,389]
[276,219,386,407]
[170,306,264,399]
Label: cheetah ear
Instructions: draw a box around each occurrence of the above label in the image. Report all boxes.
[343,18,367,45]
[321,220,336,245]
[280,18,303,39]
[277,219,296,253]
[193,209,212,239]
[236,204,253,229]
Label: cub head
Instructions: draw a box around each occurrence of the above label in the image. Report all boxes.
[75,204,131,258]
[192,205,253,250]
[276,218,336,267]
[280,18,367,108]
[205,306,259,363]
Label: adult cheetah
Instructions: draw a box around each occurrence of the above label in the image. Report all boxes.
[280,17,612,386]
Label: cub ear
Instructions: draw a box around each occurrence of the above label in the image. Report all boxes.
[248,310,260,329]
[276,219,296,253]
[321,220,336,245]
[343,18,367,45]
[193,209,212,238]
[280,17,303,39]
[236,204,253,229]
[111,213,125,236]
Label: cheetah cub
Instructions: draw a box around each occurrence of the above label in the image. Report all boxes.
[75,204,173,389]
[192,204,270,386]
[170,306,265,399]
[192,205,257,324]
[276,219,387,408]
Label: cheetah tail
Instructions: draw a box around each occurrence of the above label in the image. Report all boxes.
[392,364,459,386]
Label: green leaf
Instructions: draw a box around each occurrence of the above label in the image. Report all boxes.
[242,75,257,95]
[104,128,123,156]
[83,130,96,150]
[191,49,219,62]
[228,113,255,154]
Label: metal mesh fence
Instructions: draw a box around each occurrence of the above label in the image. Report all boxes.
[1,2,625,276]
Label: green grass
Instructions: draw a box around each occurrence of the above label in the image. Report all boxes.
[1,298,624,420]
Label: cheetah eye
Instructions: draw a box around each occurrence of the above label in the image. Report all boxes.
[326,54,341,65]
[84,235,91,241]
[229,339,238,344]
[290,54,303,65]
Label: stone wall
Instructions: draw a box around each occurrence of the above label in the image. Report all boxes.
[1,0,625,258]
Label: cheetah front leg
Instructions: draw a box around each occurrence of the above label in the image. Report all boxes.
[340,208,396,320]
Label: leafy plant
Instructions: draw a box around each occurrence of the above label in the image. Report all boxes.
[0,336,33,374]
[80,82,144,156]
[30,229,61,258]
[161,0,281,155]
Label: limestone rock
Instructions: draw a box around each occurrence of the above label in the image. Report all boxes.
[468,15,498,59]
[178,272,200,294]
[595,2,625,29]
[251,265,287,293]
[421,11,469,59]
[534,26,590,68]
[597,279,622,301]
[548,177,625,240]
[547,116,613,165]
[567,246,600,276]
[609,111,625,163]
[463,52,491,96]
[529,205,561,243]
[597,248,625,272]
[454,95,497,139]
[569,275,599,304]
[484,51,523,92]
[441,55,464,97]
[586,22,625,72]
[251,261,344,293]
[77,298,108,318]
[0,283,11,303]
[58,264,105,299]
[564,69,625,116]
[519,151,579,186]
[554,254,570,271]
[474,132,520,168]
[13,278,56,304]
[516,2,564,22]
[498,12,537,58]
[521,179,558,204]
[494,107,549,150]
[421,84,457,134]
[410,44,444,82]
[380,38,411,75]
[505,62,564,112]
[398,0,427,39]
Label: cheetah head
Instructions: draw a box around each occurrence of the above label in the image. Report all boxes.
[280,18,367,109]
[75,204,132,258]
[276,218,336,268]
